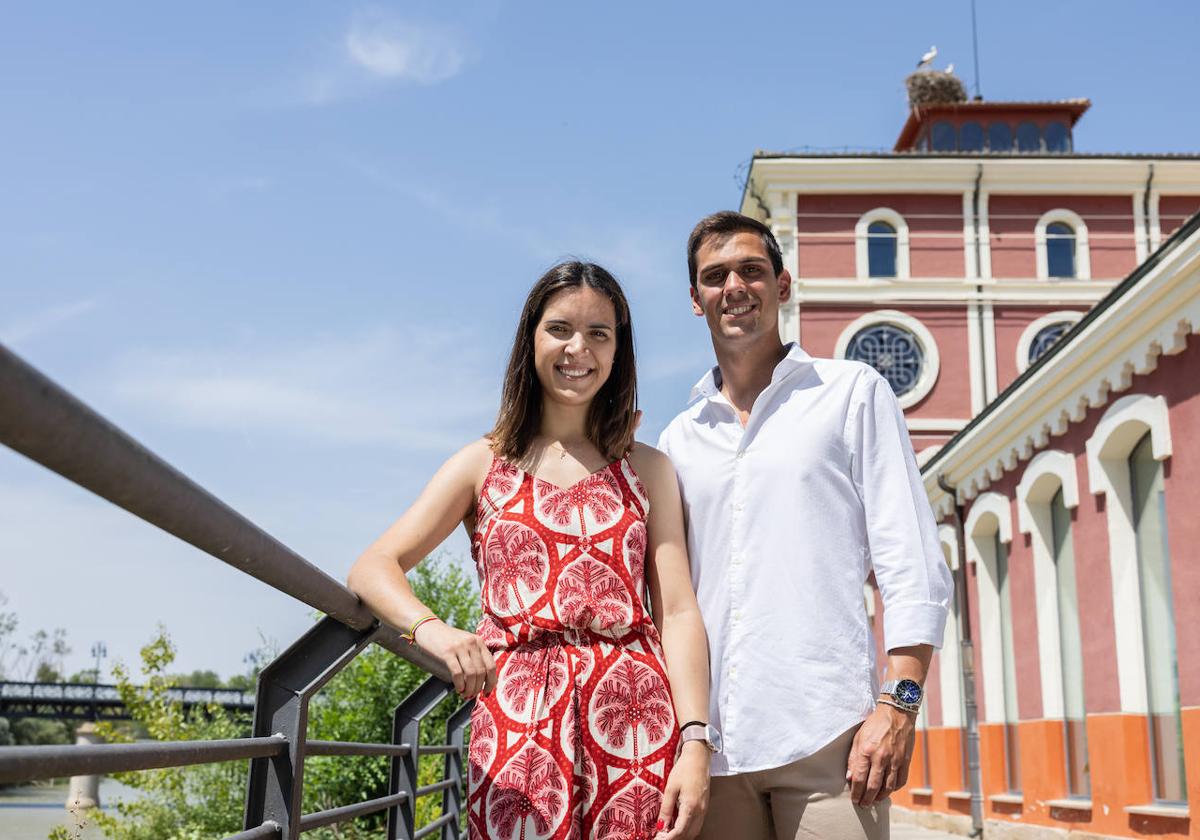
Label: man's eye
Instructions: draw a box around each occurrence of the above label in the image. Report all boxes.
[744,265,760,274]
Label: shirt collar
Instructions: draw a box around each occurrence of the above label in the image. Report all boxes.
[688,342,814,402]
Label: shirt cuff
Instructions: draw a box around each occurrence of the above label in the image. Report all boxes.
[883,600,949,652]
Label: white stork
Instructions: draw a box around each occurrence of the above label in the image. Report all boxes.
[916,45,938,69]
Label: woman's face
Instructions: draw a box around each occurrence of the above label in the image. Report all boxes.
[533,286,619,409]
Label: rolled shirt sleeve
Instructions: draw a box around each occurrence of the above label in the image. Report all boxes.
[849,369,954,652]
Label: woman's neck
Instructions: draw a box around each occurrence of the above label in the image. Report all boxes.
[538,399,592,447]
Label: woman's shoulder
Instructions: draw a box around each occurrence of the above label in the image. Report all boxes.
[626,441,673,483]
[437,437,496,487]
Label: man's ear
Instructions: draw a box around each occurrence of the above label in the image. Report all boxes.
[690,284,704,316]
[778,269,793,304]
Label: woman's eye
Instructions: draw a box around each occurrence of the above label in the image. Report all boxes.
[590,331,610,340]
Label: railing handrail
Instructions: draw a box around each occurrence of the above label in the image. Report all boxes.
[0,341,468,840]
[0,342,448,682]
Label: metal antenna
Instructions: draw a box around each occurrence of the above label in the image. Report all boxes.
[971,0,983,99]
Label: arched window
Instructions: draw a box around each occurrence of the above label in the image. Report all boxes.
[1028,322,1073,365]
[1036,210,1091,280]
[988,122,1013,152]
[1017,122,1041,152]
[931,121,957,152]
[995,532,1022,793]
[867,221,898,277]
[1129,432,1186,803]
[1017,451,1089,799]
[845,324,925,397]
[960,122,984,152]
[1044,122,1071,153]
[854,208,910,280]
[1046,222,1076,278]
[1086,394,1181,803]
[967,494,1020,795]
[1050,486,1090,797]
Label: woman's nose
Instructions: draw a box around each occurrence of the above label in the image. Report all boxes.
[565,332,587,354]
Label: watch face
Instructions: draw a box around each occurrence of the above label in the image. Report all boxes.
[896,679,922,705]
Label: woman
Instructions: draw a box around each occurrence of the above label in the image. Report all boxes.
[348,262,711,840]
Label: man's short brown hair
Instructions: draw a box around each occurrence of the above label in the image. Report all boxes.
[686,211,784,288]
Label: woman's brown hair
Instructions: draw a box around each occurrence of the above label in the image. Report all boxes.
[489,261,638,463]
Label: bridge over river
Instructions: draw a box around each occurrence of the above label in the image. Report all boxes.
[0,681,254,721]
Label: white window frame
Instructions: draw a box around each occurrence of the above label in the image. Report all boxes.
[1015,450,1080,720]
[1035,209,1091,281]
[1084,393,1172,715]
[1016,311,1085,373]
[964,492,1014,725]
[856,207,911,280]
[834,310,940,409]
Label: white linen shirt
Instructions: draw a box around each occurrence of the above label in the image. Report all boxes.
[657,343,953,776]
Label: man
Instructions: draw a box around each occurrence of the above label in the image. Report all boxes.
[656,211,953,839]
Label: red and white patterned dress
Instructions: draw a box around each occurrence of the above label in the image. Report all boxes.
[467,455,679,840]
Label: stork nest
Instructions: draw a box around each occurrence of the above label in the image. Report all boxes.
[905,70,967,107]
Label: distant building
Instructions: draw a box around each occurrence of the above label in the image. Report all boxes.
[740,84,1200,839]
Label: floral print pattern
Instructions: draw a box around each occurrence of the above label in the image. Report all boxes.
[468,456,677,839]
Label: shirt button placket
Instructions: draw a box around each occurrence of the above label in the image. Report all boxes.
[727,444,745,757]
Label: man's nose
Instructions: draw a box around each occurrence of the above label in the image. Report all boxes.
[723,270,748,293]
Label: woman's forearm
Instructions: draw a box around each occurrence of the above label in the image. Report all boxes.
[658,606,711,727]
[347,550,436,632]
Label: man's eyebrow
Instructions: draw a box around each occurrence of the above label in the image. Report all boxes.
[699,256,770,273]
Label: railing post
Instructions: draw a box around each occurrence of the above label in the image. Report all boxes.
[387,676,454,840]
[442,700,473,840]
[244,617,379,840]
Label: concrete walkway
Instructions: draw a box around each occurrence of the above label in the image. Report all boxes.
[892,822,968,839]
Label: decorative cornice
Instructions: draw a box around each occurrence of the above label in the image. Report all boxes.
[791,278,1117,305]
[741,157,1200,215]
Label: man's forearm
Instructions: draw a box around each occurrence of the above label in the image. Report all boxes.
[885,643,933,687]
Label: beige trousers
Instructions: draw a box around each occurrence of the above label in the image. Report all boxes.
[697,724,889,840]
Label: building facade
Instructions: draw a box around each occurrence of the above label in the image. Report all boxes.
[740,95,1200,839]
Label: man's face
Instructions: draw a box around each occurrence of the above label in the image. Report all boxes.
[690,231,791,346]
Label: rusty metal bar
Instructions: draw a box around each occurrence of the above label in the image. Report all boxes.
[306,740,412,758]
[0,736,286,784]
[414,813,456,840]
[224,822,281,840]
[298,791,409,832]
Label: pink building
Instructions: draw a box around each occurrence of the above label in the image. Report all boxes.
[740,91,1200,839]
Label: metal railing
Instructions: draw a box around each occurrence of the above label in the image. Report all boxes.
[0,342,472,840]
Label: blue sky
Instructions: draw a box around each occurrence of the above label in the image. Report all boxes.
[2,0,1197,680]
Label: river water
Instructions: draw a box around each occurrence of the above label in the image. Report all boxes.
[0,779,138,840]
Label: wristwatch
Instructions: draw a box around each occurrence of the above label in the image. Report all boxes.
[679,721,723,753]
[879,678,923,713]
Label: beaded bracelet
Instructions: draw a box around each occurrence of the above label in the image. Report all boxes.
[402,614,439,645]
[877,697,919,715]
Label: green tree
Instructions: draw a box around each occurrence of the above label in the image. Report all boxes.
[94,555,480,840]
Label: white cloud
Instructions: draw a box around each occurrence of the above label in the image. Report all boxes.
[345,14,466,84]
[1,298,98,345]
[108,326,498,451]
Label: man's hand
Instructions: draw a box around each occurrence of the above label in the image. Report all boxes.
[845,703,916,807]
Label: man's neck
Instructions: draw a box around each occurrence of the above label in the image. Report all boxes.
[712,337,788,417]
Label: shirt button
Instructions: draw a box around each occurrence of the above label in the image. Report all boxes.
[736,451,745,460]
[733,502,744,512]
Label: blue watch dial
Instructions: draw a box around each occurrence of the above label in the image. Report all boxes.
[895,679,922,705]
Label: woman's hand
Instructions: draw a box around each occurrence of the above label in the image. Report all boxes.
[414,620,497,699]
[655,741,710,839]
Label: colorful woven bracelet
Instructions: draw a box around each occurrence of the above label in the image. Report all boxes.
[402,614,439,644]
